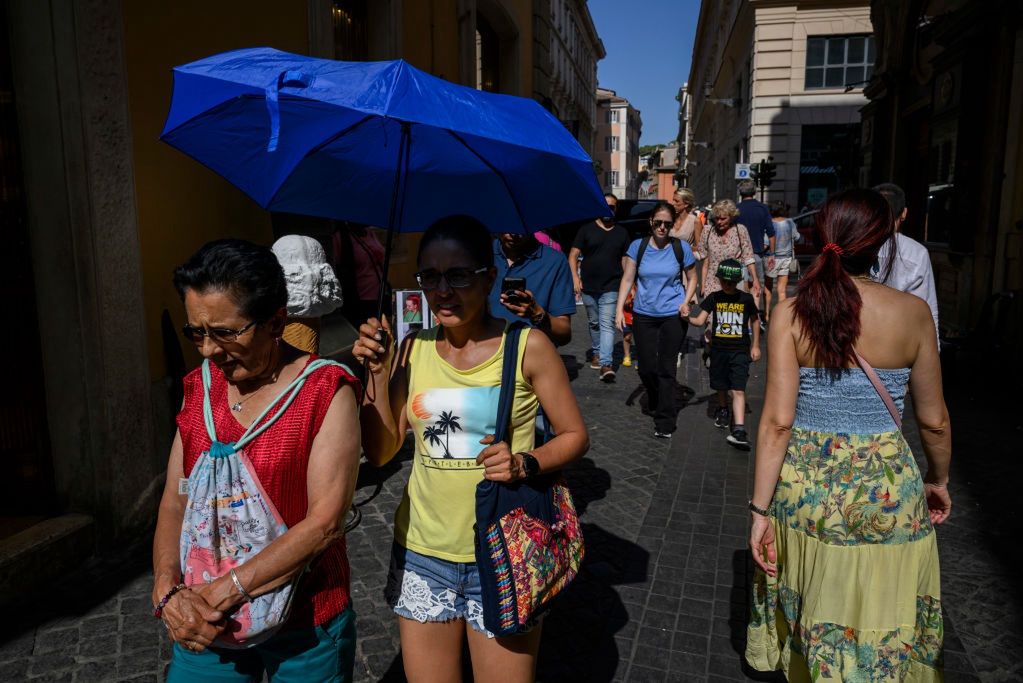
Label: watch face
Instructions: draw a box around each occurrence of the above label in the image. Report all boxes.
[522,453,539,476]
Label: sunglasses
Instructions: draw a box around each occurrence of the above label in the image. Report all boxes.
[415,267,488,290]
[651,220,672,228]
[181,320,258,345]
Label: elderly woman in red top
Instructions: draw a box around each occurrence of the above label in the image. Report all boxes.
[152,239,362,682]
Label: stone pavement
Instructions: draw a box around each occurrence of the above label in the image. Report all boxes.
[0,313,1020,682]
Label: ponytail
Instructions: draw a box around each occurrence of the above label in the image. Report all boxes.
[792,189,895,371]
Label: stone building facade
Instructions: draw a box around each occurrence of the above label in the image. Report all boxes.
[595,87,642,199]
[544,0,605,156]
[862,0,1023,346]
[684,0,872,209]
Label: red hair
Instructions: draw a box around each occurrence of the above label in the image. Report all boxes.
[793,189,895,369]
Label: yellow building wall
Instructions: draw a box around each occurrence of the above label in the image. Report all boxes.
[122,1,309,379]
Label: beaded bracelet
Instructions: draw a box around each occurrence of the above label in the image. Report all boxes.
[153,583,188,618]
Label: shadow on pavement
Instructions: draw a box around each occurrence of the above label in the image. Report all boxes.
[535,458,648,681]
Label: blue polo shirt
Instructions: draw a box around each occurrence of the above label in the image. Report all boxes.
[489,240,576,325]
[737,198,775,254]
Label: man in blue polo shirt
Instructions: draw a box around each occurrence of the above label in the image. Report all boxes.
[736,179,776,325]
[490,232,575,346]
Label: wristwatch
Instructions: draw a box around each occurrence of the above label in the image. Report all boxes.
[748,500,770,517]
[518,452,541,478]
[529,307,547,327]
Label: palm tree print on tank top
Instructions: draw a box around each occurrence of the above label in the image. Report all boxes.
[423,411,464,458]
[410,387,500,469]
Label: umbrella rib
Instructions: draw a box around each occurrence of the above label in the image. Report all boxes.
[446,130,529,233]
[263,113,376,208]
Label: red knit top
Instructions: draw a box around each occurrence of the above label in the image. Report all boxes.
[177,356,361,628]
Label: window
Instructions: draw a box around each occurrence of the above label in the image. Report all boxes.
[606,109,619,123]
[805,35,875,90]
[605,136,619,152]
[605,171,619,187]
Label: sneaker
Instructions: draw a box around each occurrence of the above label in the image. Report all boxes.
[622,355,632,367]
[726,428,751,450]
[590,357,601,370]
[600,366,616,383]
[653,430,672,439]
[714,407,731,429]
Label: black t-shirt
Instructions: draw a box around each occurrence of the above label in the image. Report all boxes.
[572,222,631,294]
[700,290,759,350]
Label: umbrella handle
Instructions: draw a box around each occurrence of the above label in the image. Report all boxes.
[266,70,313,153]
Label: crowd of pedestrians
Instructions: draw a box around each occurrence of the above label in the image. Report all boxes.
[150,180,952,682]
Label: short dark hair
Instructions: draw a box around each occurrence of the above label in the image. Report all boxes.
[873,182,906,216]
[770,200,788,218]
[604,192,618,202]
[737,178,757,197]
[173,239,288,323]
[418,215,493,268]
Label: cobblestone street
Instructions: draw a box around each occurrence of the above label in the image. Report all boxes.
[1,313,1019,682]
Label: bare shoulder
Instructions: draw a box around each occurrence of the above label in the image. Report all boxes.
[523,326,557,358]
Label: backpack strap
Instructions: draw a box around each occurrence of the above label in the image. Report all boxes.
[201,358,355,450]
[635,237,685,274]
[670,238,685,268]
[852,348,903,430]
[634,237,650,273]
[493,323,528,445]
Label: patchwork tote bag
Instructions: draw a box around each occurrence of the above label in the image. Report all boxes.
[474,323,584,637]
[180,358,348,648]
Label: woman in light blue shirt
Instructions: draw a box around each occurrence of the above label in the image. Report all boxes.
[615,201,698,438]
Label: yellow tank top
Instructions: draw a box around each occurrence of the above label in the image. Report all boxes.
[394,324,539,562]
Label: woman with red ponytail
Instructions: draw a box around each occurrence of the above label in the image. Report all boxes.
[745,189,952,681]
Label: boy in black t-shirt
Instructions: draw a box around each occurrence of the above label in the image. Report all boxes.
[688,259,761,449]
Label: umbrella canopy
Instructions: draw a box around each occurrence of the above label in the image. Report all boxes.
[161,47,609,234]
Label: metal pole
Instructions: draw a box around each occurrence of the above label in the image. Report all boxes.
[376,121,412,320]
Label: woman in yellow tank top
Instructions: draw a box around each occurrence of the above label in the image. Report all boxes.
[354,216,589,682]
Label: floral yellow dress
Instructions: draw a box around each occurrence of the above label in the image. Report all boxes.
[746,367,943,682]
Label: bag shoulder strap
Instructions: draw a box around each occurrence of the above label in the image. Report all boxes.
[493,323,527,445]
[852,348,902,430]
[201,358,354,449]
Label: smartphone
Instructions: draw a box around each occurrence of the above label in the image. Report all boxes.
[502,276,527,304]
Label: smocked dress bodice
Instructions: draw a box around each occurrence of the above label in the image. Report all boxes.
[793,367,910,433]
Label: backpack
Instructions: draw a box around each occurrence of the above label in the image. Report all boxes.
[179,358,351,648]
[635,236,686,273]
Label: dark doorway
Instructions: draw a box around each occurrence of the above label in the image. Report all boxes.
[0,1,55,539]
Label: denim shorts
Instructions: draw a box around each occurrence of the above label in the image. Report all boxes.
[385,543,493,636]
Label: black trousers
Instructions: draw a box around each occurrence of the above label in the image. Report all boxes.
[633,313,688,433]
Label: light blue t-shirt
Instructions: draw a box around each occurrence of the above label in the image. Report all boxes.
[772,218,800,257]
[626,238,696,317]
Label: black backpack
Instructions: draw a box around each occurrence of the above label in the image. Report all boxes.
[635,236,686,273]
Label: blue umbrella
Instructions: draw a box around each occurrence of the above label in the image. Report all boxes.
[161,47,609,313]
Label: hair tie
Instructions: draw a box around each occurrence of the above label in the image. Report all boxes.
[823,242,845,256]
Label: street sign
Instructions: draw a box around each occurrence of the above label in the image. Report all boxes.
[734,163,751,179]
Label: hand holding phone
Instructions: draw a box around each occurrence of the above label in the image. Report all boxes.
[501,276,527,305]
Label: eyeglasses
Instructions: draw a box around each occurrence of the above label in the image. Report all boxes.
[181,320,258,345]
[415,267,488,290]
[651,220,672,228]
